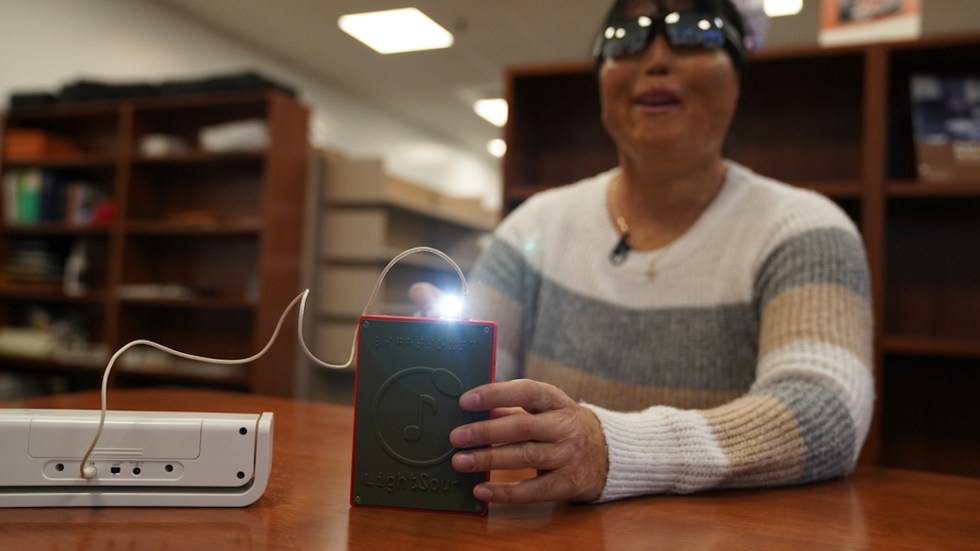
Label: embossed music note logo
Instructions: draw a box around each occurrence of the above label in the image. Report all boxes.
[372,367,464,467]
[402,394,436,442]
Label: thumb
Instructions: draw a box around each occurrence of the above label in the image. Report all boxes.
[408,282,443,317]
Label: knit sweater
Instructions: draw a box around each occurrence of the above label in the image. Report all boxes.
[467,161,874,502]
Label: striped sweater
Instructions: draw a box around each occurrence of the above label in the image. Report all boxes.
[468,161,874,502]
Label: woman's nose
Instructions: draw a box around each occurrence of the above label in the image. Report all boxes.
[640,34,675,75]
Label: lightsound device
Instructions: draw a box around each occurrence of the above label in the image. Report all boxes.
[0,409,272,507]
[349,314,495,515]
[0,291,292,508]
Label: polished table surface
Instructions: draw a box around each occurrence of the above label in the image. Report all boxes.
[1,389,978,550]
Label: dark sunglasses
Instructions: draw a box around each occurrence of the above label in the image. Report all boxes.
[594,9,745,66]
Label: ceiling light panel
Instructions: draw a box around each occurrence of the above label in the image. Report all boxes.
[338,8,454,54]
[474,98,508,127]
[764,0,804,17]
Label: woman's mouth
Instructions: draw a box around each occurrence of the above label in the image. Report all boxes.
[634,89,680,111]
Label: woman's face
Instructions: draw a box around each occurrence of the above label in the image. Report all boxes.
[598,31,739,165]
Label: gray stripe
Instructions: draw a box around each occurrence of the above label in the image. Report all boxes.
[756,379,857,482]
[472,236,759,392]
[471,237,543,364]
[530,280,758,391]
[471,237,540,305]
[756,228,870,308]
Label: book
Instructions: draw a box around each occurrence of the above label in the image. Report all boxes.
[2,172,18,224]
[65,181,102,226]
[910,73,980,182]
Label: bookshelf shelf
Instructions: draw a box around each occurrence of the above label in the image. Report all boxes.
[795,181,865,198]
[1,223,112,235]
[122,221,262,235]
[1,89,309,396]
[117,296,256,309]
[882,335,980,359]
[2,156,118,169]
[0,353,105,374]
[0,287,107,303]
[117,368,250,390]
[503,33,980,478]
[131,151,265,166]
[888,180,980,196]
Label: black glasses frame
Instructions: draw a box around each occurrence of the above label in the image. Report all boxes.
[594,9,745,67]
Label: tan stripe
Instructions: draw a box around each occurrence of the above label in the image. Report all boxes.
[760,284,873,367]
[702,395,807,486]
[525,355,741,411]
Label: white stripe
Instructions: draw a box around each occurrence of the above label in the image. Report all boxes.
[496,162,861,310]
[585,404,730,501]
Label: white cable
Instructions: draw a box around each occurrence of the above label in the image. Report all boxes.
[78,246,468,479]
[300,246,468,369]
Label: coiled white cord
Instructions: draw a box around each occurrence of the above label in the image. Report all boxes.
[79,246,467,480]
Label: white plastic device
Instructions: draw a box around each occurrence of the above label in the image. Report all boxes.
[0,408,272,507]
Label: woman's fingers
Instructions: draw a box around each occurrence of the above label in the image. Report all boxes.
[459,379,576,414]
[407,282,442,317]
[450,408,573,448]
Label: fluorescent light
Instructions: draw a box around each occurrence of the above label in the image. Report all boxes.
[487,139,507,158]
[338,8,453,54]
[474,98,508,127]
[764,0,803,17]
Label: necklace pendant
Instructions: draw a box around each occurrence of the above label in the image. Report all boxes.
[646,259,657,279]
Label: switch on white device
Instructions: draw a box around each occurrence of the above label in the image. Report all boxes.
[0,409,273,507]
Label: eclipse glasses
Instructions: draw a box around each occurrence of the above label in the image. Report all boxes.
[594,5,746,68]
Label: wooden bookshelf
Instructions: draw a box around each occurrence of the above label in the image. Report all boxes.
[0,90,309,396]
[503,33,980,478]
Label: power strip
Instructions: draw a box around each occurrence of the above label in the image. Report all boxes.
[0,409,273,507]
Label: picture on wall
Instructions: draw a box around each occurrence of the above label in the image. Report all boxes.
[818,0,921,47]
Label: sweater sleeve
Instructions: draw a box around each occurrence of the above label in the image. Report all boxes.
[466,195,549,382]
[584,204,874,501]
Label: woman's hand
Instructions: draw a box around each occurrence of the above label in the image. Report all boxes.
[408,282,450,318]
[450,379,609,504]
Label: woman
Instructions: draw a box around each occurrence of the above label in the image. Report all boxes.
[413,0,873,504]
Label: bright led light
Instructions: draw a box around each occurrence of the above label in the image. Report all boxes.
[487,139,507,158]
[615,27,627,39]
[338,8,454,54]
[436,294,464,318]
[665,12,681,24]
[638,16,652,28]
[764,0,803,17]
[474,98,508,127]
[698,19,711,31]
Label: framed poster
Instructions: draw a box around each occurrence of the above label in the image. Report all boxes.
[819,0,921,47]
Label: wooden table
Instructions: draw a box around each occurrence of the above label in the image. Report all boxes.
[1,389,977,550]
